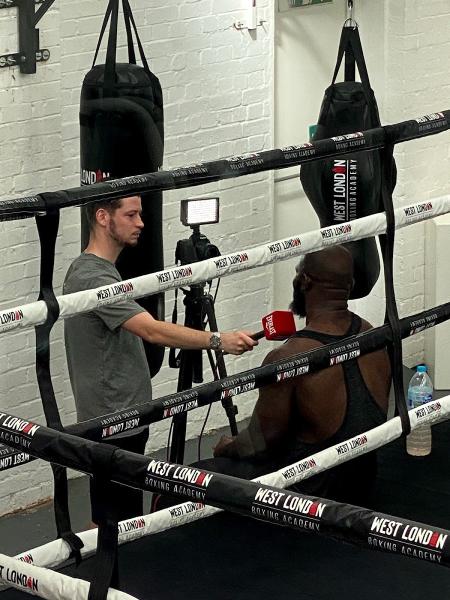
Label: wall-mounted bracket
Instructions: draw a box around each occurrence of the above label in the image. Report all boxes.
[0,0,55,74]
[288,0,333,7]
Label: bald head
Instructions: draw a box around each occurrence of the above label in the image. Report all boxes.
[290,246,354,317]
[303,246,354,290]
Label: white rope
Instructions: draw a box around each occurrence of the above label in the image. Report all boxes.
[7,395,449,581]
[0,552,138,600]
[0,196,445,336]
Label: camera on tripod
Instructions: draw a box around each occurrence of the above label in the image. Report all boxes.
[169,195,238,464]
[176,197,221,266]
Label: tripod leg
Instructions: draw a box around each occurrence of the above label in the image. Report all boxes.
[169,291,203,464]
[203,296,239,436]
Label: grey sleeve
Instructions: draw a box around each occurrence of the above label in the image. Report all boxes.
[65,263,146,331]
[94,293,145,332]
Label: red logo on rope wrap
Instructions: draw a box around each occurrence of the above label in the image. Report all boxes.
[0,308,24,328]
[0,564,39,592]
[80,169,110,185]
[308,502,321,516]
[0,415,40,437]
[195,471,208,486]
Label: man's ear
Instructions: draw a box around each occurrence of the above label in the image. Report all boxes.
[95,208,109,227]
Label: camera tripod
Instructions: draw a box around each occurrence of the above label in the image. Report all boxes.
[169,228,238,465]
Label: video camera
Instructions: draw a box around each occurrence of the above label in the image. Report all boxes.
[175,197,221,266]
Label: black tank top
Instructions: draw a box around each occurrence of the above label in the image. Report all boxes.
[282,313,386,504]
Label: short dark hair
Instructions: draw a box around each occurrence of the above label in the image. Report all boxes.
[85,198,123,231]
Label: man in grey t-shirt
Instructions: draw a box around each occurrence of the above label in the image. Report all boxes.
[64,195,257,526]
[64,253,151,423]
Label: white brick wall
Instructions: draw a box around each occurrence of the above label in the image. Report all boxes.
[352,0,450,364]
[382,0,450,366]
[274,0,450,368]
[0,0,272,515]
[1,0,450,516]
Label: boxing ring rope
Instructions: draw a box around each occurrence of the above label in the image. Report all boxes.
[3,393,448,586]
[0,195,446,336]
[1,110,450,599]
[0,394,448,600]
[0,552,137,600]
[0,111,448,221]
[0,278,448,473]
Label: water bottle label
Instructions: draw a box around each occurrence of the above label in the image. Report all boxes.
[407,391,413,408]
[407,389,433,408]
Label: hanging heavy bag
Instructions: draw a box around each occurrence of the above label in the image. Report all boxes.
[79,0,165,377]
[300,26,396,299]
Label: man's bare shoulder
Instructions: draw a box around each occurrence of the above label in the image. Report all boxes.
[261,335,324,366]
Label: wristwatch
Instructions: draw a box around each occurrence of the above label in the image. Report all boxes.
[209,332,222,351]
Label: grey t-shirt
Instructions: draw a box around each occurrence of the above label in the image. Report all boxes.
[63,253,152,423]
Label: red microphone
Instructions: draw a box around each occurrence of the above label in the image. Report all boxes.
[252,310,296,341]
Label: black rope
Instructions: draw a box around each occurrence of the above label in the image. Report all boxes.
[1,111,449,222]
[0,299,448,473]
[2,413,450,570]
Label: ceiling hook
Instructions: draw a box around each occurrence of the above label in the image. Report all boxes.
[344,0,358,29]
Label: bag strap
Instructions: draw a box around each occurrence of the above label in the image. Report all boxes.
[331,26,350,85]
[122,0,136,64]
[329,26,379,126]
[122,0,151,74]
[34,211,84,565]
[331,27,370,89]
[378,144,410,436]
[87,445,120,600]
[92,0,115,68]
[92,0,151,73]
[103,0,120,92]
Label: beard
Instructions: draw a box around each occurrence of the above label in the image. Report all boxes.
[108,219,139,247]
[290,286,306,318]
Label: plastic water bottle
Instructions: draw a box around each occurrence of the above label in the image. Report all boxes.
[406,365,433,457]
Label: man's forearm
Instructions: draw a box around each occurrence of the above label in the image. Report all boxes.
[123,312,256,355]
[145,319,212,350]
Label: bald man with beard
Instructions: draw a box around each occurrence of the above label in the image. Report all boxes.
[196,245,392,506]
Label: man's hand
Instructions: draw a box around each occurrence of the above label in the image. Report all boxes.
[221,331,258,355]
[213,434,236,458]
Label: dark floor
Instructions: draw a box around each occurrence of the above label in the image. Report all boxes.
[0,424,230,555]
[2,418,450,600]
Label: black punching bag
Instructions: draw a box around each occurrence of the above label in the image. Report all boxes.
[80,0,165,377]
[300,26,396,299]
